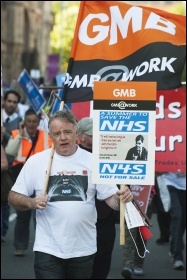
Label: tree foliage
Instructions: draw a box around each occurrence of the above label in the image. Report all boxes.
[167,1,186,15]
[50,1,80,73]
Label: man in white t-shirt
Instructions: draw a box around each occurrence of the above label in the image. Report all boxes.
[8,110,133,279]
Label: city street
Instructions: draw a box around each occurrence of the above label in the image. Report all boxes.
[1,208,186,279]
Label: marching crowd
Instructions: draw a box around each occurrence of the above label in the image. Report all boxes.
[1,88,186,279]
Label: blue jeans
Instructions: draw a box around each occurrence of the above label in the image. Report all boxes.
[34,251,95,279]
[167,186,186,261]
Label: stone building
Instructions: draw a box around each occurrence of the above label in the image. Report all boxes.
[1,1,53,87]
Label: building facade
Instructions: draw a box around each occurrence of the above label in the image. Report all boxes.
[1,1,53,87]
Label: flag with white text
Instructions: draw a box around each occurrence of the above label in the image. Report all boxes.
[63,1,186,103]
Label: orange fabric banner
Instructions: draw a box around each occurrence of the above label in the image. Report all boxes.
[64,1,186,103]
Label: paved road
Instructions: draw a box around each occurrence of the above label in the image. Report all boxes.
[108,214,186,279]
[1,208,186,279]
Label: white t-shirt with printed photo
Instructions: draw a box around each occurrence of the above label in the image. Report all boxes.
[11,146,118,259]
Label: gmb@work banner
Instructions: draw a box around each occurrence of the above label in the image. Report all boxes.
[63,1,186,103]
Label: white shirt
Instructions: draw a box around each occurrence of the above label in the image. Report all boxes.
[2,109,19,122]
[162,172,186,190]
[11,146,118,258]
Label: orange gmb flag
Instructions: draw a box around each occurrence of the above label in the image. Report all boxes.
[64,1,186,103]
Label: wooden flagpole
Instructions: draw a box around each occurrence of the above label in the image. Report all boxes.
[120,184,125,245]
[1,65,4,126]
[42,99,64,195]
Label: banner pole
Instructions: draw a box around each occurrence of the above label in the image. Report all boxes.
[133,198,153,227]
[1,65,3,126]
[42,101,64,195]
[120,184,125,245]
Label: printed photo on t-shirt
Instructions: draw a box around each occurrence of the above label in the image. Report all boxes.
[47,175,88,202]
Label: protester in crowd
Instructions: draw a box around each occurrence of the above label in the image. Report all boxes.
[1,89,22,242]
[125,135,148,161]
[6,108,52,256]
[1,89,22,163]
[8,110,133,279]
[153,173,171,245]
[1,144,8,172]
[77,117,93,153]
[121,187,155,278]
[36,76,49,132]
[77,117,118,279]
[162,172,186,270]
[1,145,9,242]
[37,110,49,132]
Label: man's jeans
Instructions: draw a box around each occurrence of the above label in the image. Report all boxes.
[34,251,95,279]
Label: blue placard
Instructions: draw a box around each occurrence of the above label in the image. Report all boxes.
[51,89,63,115]
[51,73,66,115]
[51,73,71,115]
[18,69,46,115]
[99,111,149,132]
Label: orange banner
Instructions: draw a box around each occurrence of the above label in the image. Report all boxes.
[64,1,186,103]
[72,1,186,61]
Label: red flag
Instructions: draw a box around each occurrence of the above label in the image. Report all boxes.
[64,1,186,103]
[139,225,153,240]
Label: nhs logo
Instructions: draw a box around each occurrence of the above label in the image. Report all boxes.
[99,163,146,175]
